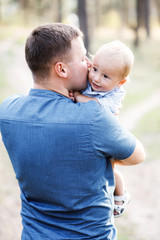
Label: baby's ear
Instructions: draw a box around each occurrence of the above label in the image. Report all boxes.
[117,78,127,87]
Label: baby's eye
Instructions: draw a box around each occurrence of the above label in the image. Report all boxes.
[93,67,97,72]
[104,74,109,79]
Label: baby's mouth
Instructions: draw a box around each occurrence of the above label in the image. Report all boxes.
[92,81,100,89]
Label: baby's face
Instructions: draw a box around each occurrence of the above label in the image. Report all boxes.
[88,51,123,92]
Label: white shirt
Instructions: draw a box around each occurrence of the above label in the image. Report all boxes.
[82,82,126,114]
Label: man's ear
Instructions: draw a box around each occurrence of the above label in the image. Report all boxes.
[117,78,127,87]
[55,62,68,78]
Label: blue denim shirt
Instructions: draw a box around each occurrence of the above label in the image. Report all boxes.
[0,89,136,240]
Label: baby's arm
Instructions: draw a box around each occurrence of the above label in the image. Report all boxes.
[74,91,98,103]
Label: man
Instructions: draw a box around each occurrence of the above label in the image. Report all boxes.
[0,23,145,240]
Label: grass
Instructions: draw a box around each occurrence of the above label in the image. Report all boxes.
[116,223,137,240]
[134,106,160,134]
[133,105,160,162]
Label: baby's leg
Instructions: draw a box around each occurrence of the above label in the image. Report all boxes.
[112,164,131,217]
[114,168,125,196]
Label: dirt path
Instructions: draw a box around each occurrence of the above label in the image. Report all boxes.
[0,143,21,240]
[120,160,160,240]
[0,37,160,240]
[119,88,160,131]
[116,93,160,239]
[115,88,160,239]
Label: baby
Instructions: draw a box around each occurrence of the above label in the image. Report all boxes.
[74,40,134,217]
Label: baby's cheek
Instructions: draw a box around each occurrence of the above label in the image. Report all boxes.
[88,70,93,80]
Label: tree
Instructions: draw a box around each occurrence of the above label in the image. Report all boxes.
[154,0,160,24]
[0,0,2,23]
[77,0,89,51]
[36,0,43,20]
[135,0,150,46]
[144,0,150,37]
[18,0,31,25]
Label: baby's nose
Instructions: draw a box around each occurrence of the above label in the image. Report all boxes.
[94,75,100,82]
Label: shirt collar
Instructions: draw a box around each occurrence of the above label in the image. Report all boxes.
[85,82,108,97]
[29,88,67,98]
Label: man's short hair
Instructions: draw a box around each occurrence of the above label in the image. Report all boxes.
[25,23,83,80]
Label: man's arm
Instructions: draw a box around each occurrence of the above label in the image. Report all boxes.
[114,138,145,166]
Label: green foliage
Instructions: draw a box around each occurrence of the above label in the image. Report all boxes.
[135,107,160,134]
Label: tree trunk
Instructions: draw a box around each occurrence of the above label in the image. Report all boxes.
[19,0,30,25]
[135,0,141,46]
[77,0,89,51]
[154,0,160,24]
[37,0,43,20]
[0,0,2,23]
[135,0,150,46]
[145,0,150,37]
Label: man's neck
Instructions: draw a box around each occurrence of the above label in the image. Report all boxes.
[33,82,70,98]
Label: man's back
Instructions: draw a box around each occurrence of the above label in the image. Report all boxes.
[0,89,136,239]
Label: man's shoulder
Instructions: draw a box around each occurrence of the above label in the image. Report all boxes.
[74,100,101,116]
[1,94,24,105]
[74,100,114,125]
[0,94,24,115]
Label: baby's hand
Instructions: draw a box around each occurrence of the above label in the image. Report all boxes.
[73,91,82,103]
[74,91,98,104]
[73,91,81,97]
[68,91,74,101]
[114,109,120,116]
[68,91,82,102]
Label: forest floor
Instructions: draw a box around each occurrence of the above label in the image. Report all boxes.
[0,33,160,240]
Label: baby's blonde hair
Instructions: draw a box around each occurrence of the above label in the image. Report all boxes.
[97,40,134,80]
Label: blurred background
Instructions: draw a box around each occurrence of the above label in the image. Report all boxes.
[0,0,160,239]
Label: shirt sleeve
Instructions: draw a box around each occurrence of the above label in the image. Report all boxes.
[97,87,126,114]
[91,105,136,159]
[97,97,116,113]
